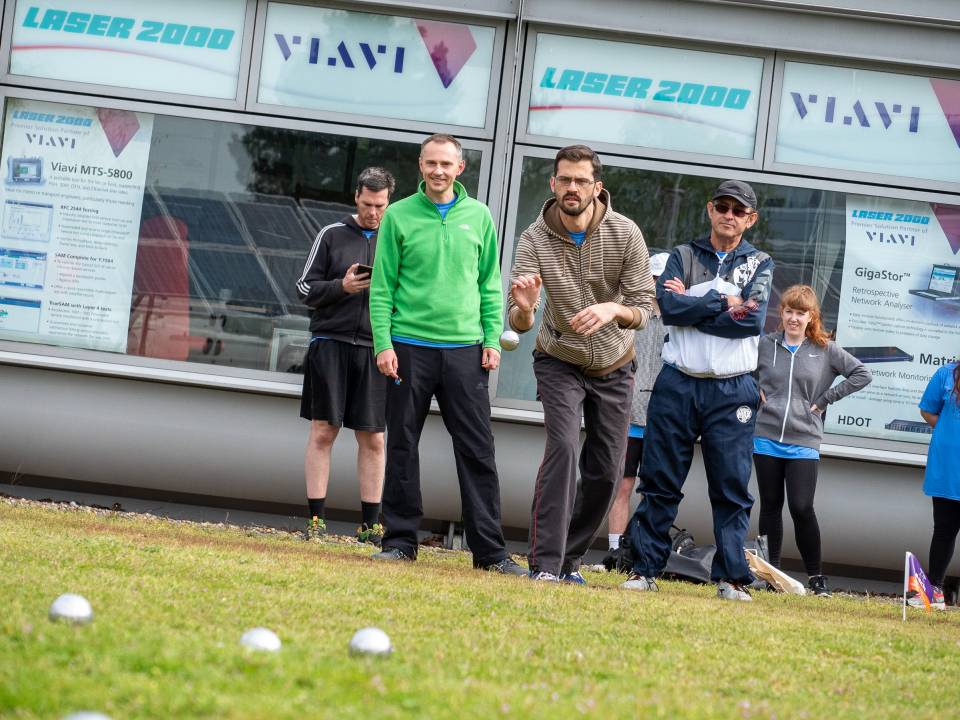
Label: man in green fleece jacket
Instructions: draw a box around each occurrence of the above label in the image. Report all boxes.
[368,134,525,576]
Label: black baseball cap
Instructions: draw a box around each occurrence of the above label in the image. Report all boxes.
[711,180,757,211]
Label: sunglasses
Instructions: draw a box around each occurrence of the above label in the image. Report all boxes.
[712,201,754,218]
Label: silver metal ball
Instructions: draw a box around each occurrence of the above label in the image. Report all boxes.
[499,330,520,351]
[49,594,93,624]
[348,627,392,656]
[240,627,281,652]
[63,713,112,720]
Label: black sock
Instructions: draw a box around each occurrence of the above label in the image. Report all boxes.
[361,501,380,527]
[308,497,325,520]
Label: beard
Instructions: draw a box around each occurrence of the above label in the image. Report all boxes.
[556,192,592,217]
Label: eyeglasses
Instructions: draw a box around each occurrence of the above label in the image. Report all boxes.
[554,175,596,189]
[712,201,754,218]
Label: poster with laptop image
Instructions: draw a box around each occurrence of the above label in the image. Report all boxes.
[909,264,960,301]
[0,98,153,352]
[831,195,960,443]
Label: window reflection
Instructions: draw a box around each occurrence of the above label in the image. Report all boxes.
[497,155,847,403]
[131,116,481,372]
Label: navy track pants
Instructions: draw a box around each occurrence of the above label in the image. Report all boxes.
[627,364,758,584]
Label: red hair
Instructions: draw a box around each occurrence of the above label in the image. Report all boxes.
[778,285,830,348]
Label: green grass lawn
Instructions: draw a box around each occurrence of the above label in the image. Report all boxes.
[3,499,960,719]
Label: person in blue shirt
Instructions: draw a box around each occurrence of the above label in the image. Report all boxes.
[915,361,960,610]
[752,285,871,597]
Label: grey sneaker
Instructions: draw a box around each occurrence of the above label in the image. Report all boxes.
[717,581,753,602]
[483,557,528,576]
[371,547,413,562]
[621,574,658,592]
[528,570,560,582]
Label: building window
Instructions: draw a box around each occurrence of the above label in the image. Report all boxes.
[497,154,960,447]
[0,97,481,374]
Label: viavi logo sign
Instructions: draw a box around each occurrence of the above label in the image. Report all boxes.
[271,20,478,89]
[258,6,494,127]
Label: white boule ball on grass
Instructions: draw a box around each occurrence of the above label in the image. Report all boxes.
[240,627,281,652]
[349,627,392,656]
[49,594,93,624]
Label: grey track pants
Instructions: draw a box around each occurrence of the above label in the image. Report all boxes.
[527,351,635,575]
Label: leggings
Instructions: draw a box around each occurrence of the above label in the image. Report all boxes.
[929,497,960,588]
[753,454,821,576]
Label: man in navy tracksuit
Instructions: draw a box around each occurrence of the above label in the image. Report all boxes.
[622,180,774,601]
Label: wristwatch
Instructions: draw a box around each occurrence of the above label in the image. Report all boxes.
[719,294,729,312]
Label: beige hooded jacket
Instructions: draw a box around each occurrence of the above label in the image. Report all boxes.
[508,189,655,376]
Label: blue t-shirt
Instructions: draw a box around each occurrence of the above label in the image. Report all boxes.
[784,344,800,353]
[569,230,586,247]
[361,229,375,239]
[919,364,960,500]
[434,194,458,220]
[392,335,475,349]
[628,424,644,439]
[753,437,819,460]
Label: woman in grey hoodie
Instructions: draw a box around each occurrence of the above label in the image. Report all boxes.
[753,285,871,597]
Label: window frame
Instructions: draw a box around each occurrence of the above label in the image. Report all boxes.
[0,85,493,393]
[0,0,258,110]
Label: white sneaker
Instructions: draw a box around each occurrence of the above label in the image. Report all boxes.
[621,574,659,592]
[717,581,753,602]
[528,571,560,582]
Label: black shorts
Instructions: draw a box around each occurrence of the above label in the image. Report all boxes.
[622,436,645,483]
[300,339,387,431]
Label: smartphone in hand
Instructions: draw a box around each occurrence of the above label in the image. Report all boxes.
[356,263,374,278]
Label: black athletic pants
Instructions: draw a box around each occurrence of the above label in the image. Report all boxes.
[753,453,821,576]
[929,496,960,588]
[380,342,508,567]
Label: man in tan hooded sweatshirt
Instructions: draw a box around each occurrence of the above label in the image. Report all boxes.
[508,145,655,582]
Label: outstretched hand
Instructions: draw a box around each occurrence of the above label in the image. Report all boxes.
[511,274,542,312]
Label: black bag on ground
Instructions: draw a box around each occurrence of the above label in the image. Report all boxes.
[609,526,768,585]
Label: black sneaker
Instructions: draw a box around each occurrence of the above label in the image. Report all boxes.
[371,547,413,562]
[808,575,832,597]
[602,547,625,573]
[482,557,527,576]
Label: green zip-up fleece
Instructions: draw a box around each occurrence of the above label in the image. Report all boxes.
[369,180,503,355]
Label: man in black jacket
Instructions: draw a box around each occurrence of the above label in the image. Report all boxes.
[296,167,395,544]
